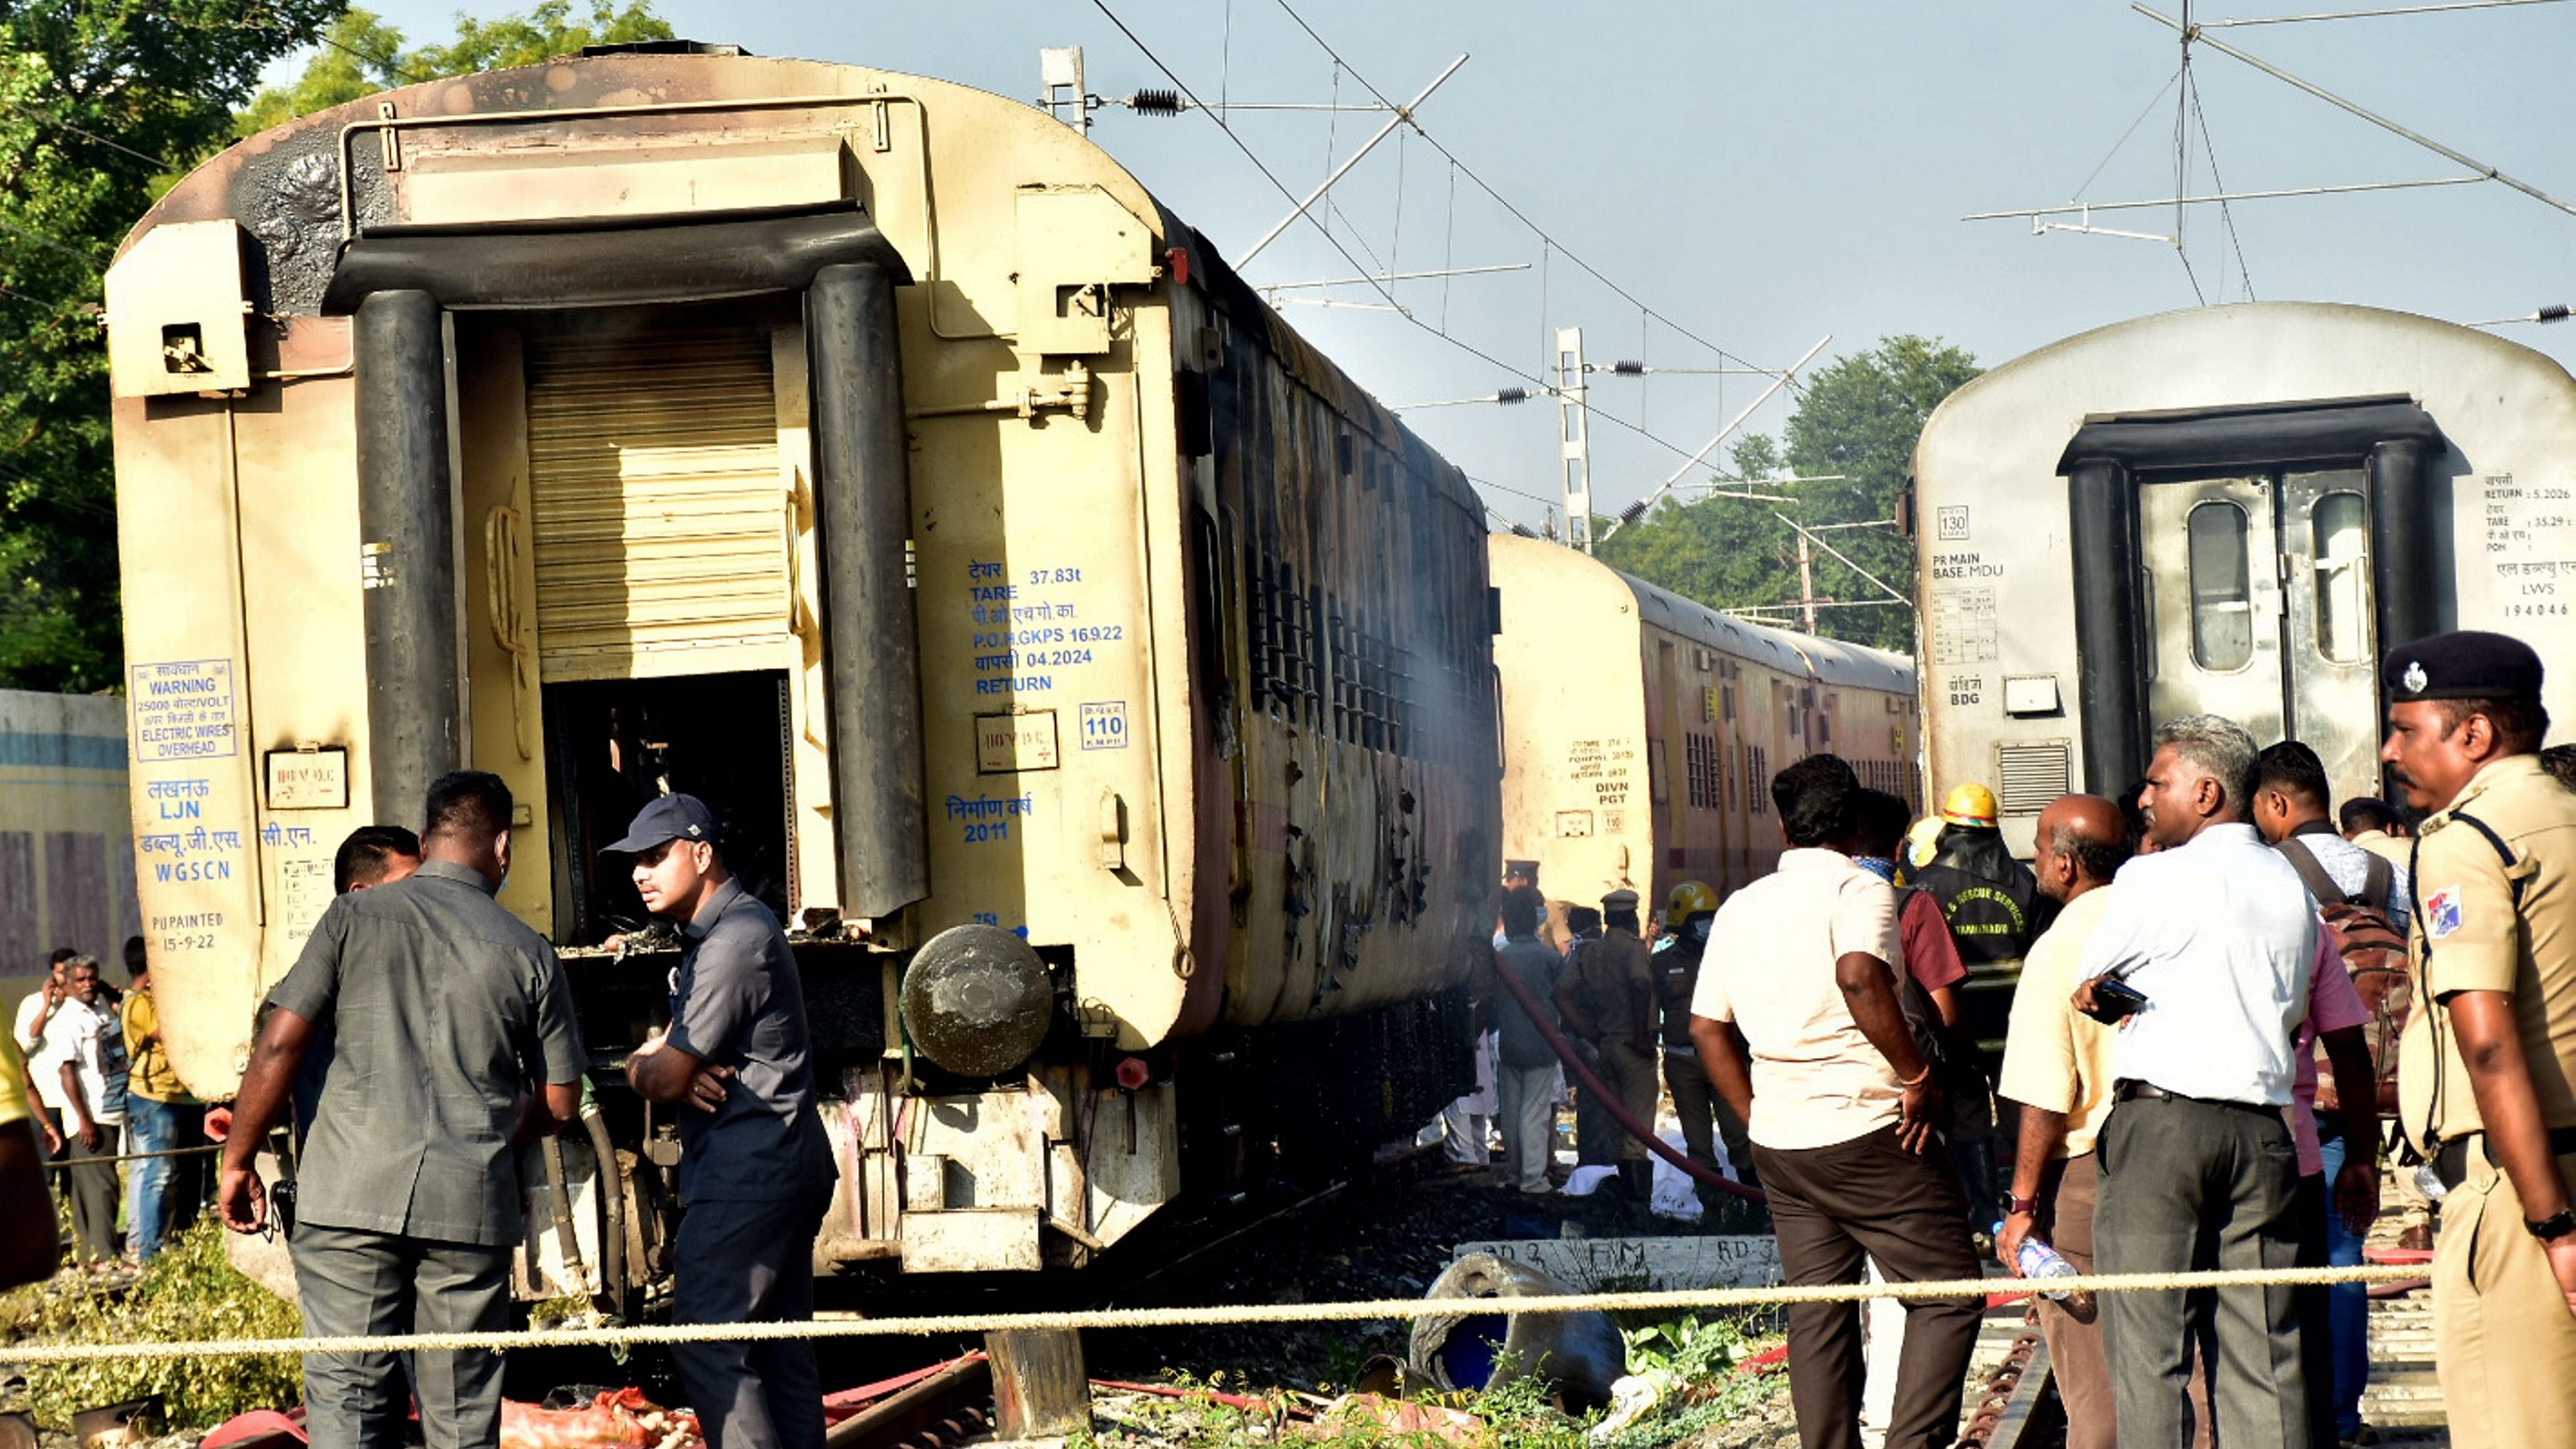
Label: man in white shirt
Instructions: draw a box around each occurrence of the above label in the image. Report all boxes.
[37,955,127,1264]
[1693,754,1982,1449]
[2075,714,2317,1449]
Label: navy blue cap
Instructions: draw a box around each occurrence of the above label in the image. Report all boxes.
[602,794,722,855]
[2383,630,2544,703]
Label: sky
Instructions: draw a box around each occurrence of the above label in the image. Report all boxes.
[274,0,2576,533]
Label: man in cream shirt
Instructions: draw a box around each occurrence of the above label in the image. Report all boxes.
[1997,795,2132,1449]
[1693,754,1983,1449]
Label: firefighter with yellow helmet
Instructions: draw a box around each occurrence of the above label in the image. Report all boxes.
[1897,782,2053,1219]
[1655,879,1757,1204]
[1899,784,2051,965]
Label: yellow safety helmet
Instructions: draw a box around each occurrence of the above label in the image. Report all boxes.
[1940,782,2000,829]
[1663,879,1720,928]
[1903,815,1943,869]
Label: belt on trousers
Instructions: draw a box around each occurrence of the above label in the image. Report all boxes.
[2432,1126,2576,1191]
[2113,1079,2276,1115]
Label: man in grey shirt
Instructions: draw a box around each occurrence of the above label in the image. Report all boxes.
[616,794,834,1449]
[218,772,585,1449]
[1490,884,1565,1195]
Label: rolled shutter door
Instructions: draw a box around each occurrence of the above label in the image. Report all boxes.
[525,325,790,681]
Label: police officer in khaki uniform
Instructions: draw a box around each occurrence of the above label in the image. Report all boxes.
[1656,881,1759,1202]
[2382,630,2576,1449]
[1554,888,1659,1203]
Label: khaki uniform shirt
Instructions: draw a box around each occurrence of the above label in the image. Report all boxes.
[2398,754,2576,1150]
[1554,928,1655,1043]
[2351,828,2417,873]
[1997,885,2120,1159]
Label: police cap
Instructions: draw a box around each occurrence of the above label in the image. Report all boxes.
[603,793,723,855]
[1602,888,1641,912]
[2383,630,2544,703]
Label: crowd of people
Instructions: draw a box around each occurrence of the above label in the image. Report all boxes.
[12,623,2576,1449]
[4,932,216,1275]
[1458,628,2576,1449]
[0,773,833,1449]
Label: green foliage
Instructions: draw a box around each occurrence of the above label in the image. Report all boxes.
[1596,335,1984,655]
[1618,1312,1756,1382]
[0,0,341,691]
[233,0,675,135]
[0,0,675,693]
[9,1218,303,1430]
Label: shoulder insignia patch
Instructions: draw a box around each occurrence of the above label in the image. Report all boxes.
[2425,885,2464,939]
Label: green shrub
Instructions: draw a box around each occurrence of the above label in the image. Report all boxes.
[9,1219,303,1430]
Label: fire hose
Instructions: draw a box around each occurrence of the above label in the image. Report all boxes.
[1485,952,1768,1204]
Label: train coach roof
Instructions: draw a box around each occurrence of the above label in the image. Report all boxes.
[1619,564,1913,693]
[118,49,1480,524]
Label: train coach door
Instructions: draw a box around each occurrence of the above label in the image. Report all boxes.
[2138,468,2380,802]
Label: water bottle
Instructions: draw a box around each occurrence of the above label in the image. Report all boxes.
[2017,1240,2097,1320]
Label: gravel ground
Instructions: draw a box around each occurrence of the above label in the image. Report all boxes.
[1089,1161,1773,1393]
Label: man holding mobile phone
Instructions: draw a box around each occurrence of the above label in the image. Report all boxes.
[2073,715,2320,1449]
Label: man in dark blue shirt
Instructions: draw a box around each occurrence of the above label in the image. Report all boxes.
[615,795,834,1449]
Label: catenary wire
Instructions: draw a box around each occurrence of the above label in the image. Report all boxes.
[2188,66,2257,300]
[1265,0,1791,388]
[1084,0,1759,471]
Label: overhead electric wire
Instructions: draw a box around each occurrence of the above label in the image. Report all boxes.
[1264,0,1792,388]
[2067,67,2184,203]
[2186,65,2257,300]
[1084,0,1772,473]
[0,96,181,173]
[2207,0,2569,22]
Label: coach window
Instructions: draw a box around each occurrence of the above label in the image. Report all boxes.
[2186,499,2254,671]
[2311,491,2369,663]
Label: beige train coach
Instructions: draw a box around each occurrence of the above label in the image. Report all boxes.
[1492,534,1919,914]
[105,45,1500,1292]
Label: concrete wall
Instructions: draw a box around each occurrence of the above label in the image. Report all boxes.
[0,690,140,1011]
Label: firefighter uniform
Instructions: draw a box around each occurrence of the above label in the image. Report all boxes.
[1554,890,1659,1196]
[2389,634,2576,1449]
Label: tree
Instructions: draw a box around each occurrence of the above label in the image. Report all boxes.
[0,1,675,694]
[0,1,344,693]
[234,1,673,135]
[1596,336,1982,656]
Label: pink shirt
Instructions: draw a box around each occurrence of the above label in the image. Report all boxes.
[2290,920,2372,1177]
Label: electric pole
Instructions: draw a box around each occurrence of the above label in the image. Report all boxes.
[1555,327,1594,552]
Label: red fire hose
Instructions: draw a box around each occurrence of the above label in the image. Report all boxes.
[1486,952,1768,1205]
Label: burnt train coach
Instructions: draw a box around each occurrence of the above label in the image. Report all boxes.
[1913,302,2576,850]
[1492,534,1919,910]
[106,46,1498,1293]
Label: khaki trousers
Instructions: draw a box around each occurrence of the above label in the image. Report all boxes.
[2035,1152,2116,1449]
[2433,1145,2576,1449]
[1595,1037,1658,1163]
